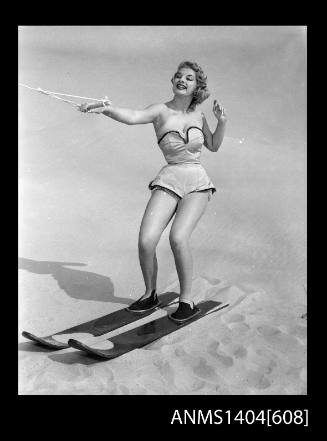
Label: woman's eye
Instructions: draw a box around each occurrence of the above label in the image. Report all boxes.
[174,74,194,81]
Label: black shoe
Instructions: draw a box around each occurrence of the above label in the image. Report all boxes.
[126,290,161,313]
[168,301,201,323]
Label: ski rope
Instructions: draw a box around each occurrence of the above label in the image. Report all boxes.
[19,83,244,143]
[18,83,110,107]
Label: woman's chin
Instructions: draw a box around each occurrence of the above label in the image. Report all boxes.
[173,89,192,98]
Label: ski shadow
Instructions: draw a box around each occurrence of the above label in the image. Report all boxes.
[49,350,107,365]
[18,257,128,304]
[18,341,55,353]
[18,343,100,365]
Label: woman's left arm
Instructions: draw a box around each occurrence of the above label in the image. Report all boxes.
[202,101,227,152]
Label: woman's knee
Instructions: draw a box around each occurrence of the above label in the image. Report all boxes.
[138,233,160,253]
[169,230,189,250]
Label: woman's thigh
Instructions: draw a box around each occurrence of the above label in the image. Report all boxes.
[169,191,209,243]
[139,188,179,245]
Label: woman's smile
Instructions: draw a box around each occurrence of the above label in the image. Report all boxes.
[173,67,197,97]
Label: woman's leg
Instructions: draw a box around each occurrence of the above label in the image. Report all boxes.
[169,191,209,304]
[138,189,178,297]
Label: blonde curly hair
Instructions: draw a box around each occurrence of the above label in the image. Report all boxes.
[172,61,210,111]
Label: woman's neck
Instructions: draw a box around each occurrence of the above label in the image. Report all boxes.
[168,95,193,113]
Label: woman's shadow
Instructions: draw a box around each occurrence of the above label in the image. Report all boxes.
[18,257,129,304]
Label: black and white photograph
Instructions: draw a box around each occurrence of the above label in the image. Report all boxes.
[18,25,307,398]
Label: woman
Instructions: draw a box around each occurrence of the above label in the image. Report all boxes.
[79,61,227,323]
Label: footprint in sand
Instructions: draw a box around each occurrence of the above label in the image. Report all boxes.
[221,342,248,359]
[228,322,251,333]
[222,314,251,333]
[233,346,248,359]
[215,353,234,368]
[223,313,245,324]
[256,325,303,355]
[247,345,278,373]
[207,340,220,357]
[256,325,282,337]
[167,348,207,392]
[253,347,279,367]
[245,370,272,390]
[192,357,222,383]
[255,358,278,376]
[257,336,304,373]
[207,341,234,367]
[175,373,206,393]
[173,347,221,386]
[220,335,232,345]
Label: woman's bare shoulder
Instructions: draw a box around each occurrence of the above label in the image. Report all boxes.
[146,103,168,112]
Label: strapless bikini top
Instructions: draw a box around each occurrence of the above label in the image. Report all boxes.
[157,126,205,165]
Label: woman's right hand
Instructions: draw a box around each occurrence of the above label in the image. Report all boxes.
[78,100,111,113]
[77,102,90,113]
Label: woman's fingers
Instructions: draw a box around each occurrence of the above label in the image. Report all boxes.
[213,100,220,110]
[212,100,227,120]
[78,102,89,112]
[78,99,111,113]
[213,101,226,114]
[88,107,105,114]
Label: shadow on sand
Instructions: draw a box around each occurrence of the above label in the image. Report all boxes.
[49,350,110,365]
[18,257,129,304]
[18,342,100,365]
[18,341,55,353]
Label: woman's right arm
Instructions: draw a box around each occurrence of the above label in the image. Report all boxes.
[80,102,164,125]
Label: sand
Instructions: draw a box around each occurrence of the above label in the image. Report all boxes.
[18,26,306,395]
[18,275,307,395]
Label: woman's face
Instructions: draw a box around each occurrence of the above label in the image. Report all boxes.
[172,67,197,97]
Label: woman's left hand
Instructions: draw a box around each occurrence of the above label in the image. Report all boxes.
[213,100,227,122]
